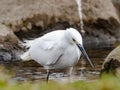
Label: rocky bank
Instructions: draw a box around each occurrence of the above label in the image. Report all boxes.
[0,0,120,61]
[101,45,120,76]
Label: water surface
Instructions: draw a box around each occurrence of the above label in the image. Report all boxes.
[1,48,113,82]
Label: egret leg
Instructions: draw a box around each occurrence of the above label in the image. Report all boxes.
[46,69,50,82]
[68,67,74,81]
[69,67,73,77]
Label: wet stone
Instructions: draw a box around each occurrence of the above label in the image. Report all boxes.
[0,49,12,62]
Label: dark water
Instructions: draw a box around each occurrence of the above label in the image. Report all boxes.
[2,48,113,82]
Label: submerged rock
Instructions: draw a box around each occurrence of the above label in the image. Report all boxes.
[101,45,120,76]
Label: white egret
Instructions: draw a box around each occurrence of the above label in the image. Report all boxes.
[20,27,94,81]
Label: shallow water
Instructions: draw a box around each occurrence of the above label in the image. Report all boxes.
[1,48,113,82]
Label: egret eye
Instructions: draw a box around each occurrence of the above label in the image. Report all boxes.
[72,38,76,42]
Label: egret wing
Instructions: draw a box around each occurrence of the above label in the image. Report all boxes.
[29,35,64,66]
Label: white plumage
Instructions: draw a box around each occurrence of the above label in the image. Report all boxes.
[20,27,94,81]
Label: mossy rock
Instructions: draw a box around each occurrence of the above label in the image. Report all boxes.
[101,45,120,76]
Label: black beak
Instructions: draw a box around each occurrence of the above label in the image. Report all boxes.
[77,44,94,68]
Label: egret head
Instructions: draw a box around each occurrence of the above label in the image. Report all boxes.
[65,28,94,68]
[65,28,83,45]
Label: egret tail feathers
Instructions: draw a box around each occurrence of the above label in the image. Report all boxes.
[20,51,32,61]
[20,40,34,49]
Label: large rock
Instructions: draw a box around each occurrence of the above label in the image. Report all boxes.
[0,24,18,44]
[112,0,120,19]
[0,0,120,61]
[0,24,21,62]
[0,0,119,31]
[101,45,120,76]
[83,0,119,22]
[82,0,120,48]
